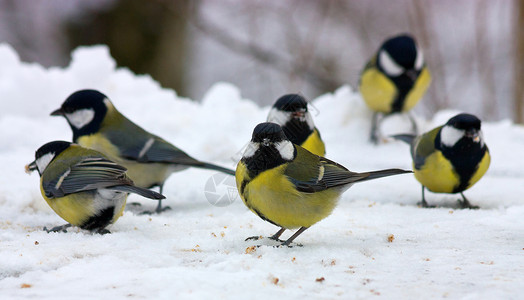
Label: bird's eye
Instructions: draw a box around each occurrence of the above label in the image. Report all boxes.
[379,50,404,77]
[414,47,424,70]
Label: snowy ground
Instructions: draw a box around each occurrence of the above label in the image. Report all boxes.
[0,43,523,299]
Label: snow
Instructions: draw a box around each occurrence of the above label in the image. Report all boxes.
[1,43,523,299]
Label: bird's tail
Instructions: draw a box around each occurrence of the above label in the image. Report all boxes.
[194,162,236,176]
[391,134,416,145]
[111,185,165,200]
[355,168,412,183]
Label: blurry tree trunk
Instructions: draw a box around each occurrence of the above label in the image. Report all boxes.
[66,0,190,97]
[476,1,497,120]
[409,0,448,114]
[516,0,524,123]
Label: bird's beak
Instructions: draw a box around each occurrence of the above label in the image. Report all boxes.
[465,129,480,142]
[25,161,37,174]
[291,111,305,118]
[406,69,417,82]
[50,108,63,116]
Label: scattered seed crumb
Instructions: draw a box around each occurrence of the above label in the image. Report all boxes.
[330,259,336,266]
[316,277,325,282]
[148,218,152,222]
[211,233,217,237]
[424,258,431,261]
[269,276,279,285]
[220,231,225,237]
[370,289,380,295]
[223,226,227,229]
[291,257,296,262]
[20,284,31,288]
[245,246,257,254]
[449,210,454,214]
[387,234,395,243]
[34,241,39,245]
[480,261,494,265]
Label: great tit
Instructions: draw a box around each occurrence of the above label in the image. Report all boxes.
[51,89,235,213]
[235,122,411,246]
[26,141,165,233]
[393,113,490,209]
[267,94,325,156]
[359,34,431,144]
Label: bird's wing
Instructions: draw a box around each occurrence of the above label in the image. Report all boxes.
[42,156,133,198]
[413,126,442,169]
[104,123,203,165]
[284,146,368,193]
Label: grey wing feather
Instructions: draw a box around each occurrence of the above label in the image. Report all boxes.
[289,157,411,193]
[43,157,132,198]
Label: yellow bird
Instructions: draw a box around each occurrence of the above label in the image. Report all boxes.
[236,122,411,246]
[26,141,164,233]
[393,113,490,208]
[359,34,431,143]
[51,89,235,213]
[267,94,325,156]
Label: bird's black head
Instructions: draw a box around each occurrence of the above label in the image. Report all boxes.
[51,89,110,141]
[251,122,288,145]
[26,141,72,176]
[272,94,308,113]
[439,113,485,150]
[267,94,315,145]
[242,122,296,176]
[378,34,424,79]
[446,113,481,132]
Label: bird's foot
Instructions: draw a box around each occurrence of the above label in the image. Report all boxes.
[245,235,264,242]
[140,206,172,215]
[417,200,436,208]
[458,199,479,209]
[43,224,71,233]
[276,241,303,248]
[95,228,111,235]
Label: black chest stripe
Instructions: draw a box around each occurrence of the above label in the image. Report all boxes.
[80,206,115,231]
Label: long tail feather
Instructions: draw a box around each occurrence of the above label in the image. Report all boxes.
[194,162,236,176]
[391,134,416,145]
[355,168,412,183]
[111,185,165,199]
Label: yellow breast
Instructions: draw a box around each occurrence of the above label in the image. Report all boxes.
[403,68,431,112]
[236,163,340,229]
[300,129,326,157]
[359,68,396,113]
[414,149,490,194]
[41,179,127,228]
[414,151,459,193]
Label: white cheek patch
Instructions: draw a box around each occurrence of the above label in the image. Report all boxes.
[36,152,55,173]
[304,111,315,130]
[414,47,424,70]
[379,50,404,76]
[242,142,259,158]
[274,140,295,161]
[65,108,95,129]
[267,108,291,126]
[441,125,465,147]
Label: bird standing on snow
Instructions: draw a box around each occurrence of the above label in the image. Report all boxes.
[359,34,431,144]
[267,94,326,156]
[393,113,490,209]
[51,89,235,213]
[236,122,411,246]
[26,141,165,233]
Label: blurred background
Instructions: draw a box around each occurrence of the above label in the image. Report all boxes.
[0,0,522,122]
